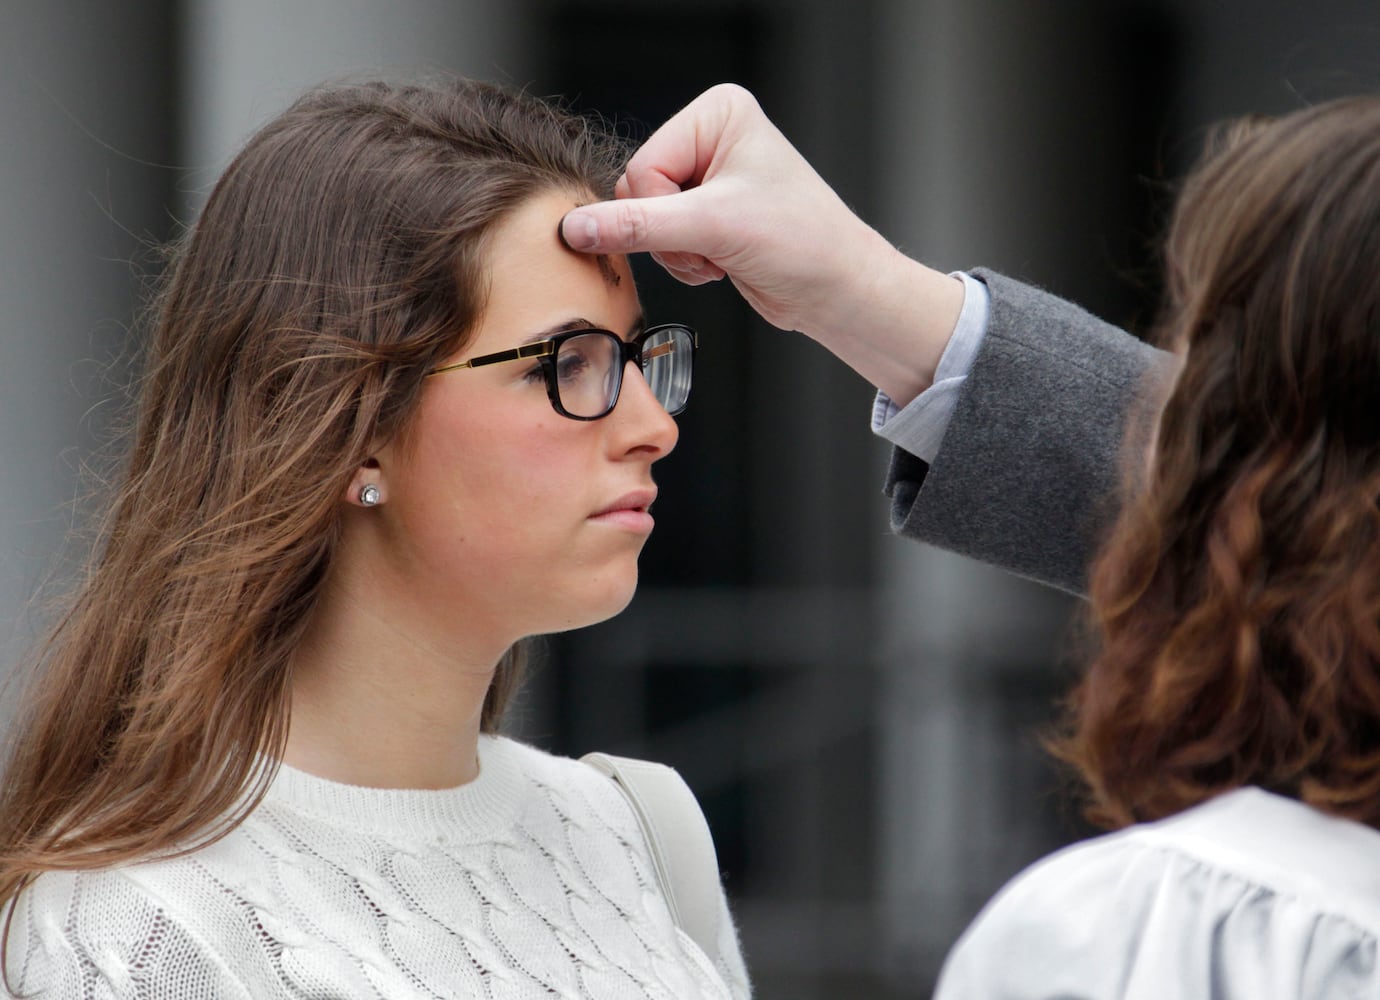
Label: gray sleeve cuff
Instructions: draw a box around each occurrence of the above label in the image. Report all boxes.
[883,268,1174,595]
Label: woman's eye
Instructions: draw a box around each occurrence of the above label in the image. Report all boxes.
[555,352,592,383]
[521,364,546,385]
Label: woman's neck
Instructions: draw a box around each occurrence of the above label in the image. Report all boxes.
[283,569,506,790]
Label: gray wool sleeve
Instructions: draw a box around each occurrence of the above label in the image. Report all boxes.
[884,269,1174,596]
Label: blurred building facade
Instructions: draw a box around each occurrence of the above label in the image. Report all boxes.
[3,1,1379,994]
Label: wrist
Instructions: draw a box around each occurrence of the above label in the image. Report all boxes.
[801,235,963,407]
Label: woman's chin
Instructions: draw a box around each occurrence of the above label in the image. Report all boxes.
[585,581,640,627]
[544,571,640,634]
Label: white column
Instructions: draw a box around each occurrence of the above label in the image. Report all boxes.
[871,0,1095,979]
[180,0,530,205]
[0,3,176,681]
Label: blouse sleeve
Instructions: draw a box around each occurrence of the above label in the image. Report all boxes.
[932,833,1379,1000]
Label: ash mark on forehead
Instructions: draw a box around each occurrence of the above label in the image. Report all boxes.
[596,254,622,287]
[564,200,622,287]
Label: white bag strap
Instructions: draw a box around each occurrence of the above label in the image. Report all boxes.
[582,752,722,960]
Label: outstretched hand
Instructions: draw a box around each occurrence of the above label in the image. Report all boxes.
[561,84,964,406]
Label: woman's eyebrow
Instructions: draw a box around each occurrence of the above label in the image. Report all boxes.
[520,319,594,344]
[520,314,646,345]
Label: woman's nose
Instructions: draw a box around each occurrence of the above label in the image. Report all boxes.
[610,361,680,457]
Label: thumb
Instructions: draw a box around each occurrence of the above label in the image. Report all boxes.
[559,192,713,256]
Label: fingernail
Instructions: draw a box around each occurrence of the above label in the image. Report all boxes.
[559,210,599,251]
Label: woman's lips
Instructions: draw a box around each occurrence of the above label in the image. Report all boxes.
[589,489,657,532]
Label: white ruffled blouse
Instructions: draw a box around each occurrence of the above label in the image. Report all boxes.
[936,786,1380,999]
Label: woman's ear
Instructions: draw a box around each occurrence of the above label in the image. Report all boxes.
[344,457,386,508]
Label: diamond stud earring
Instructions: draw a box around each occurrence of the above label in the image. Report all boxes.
[359,484,381,507]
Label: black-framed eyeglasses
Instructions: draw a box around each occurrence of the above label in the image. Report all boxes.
[427,324,697,421]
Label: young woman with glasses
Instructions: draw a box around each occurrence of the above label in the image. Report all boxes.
[0,78,747,998]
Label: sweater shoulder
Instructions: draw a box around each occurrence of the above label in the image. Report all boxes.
[491,736,644,836]
[8,866,259,999]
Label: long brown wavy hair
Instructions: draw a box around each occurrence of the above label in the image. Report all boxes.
[1057,95,1380,830]
[0,78,625,910]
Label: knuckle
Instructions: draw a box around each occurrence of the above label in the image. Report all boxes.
[615,201,649,246]
[713,82,760,115]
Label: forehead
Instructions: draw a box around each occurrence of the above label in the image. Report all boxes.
[474,191,638,347]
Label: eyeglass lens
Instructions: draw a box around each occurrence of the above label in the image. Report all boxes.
[554,327,693,418]
[640,327,693,415]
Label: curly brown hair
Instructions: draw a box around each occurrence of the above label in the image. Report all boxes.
[1055,95,1380,830]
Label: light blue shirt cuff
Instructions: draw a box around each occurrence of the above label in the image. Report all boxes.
[870,270,990,464]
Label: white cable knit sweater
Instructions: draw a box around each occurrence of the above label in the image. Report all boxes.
[7,736,750,998]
